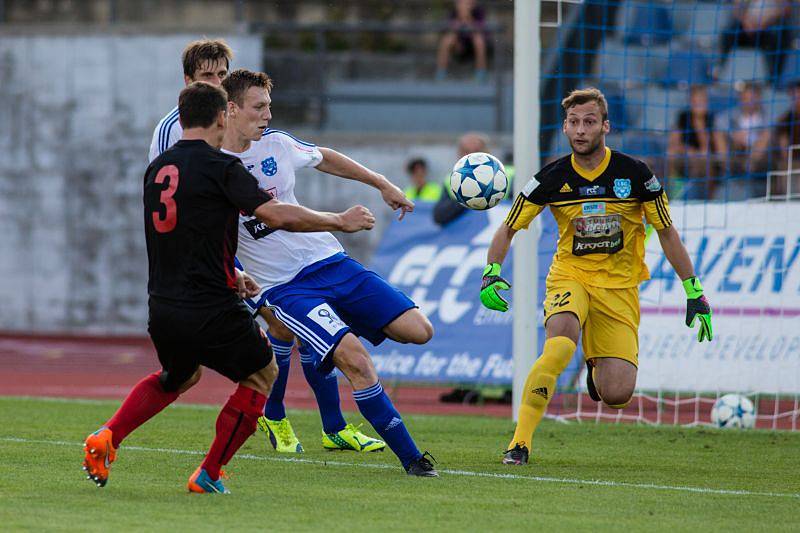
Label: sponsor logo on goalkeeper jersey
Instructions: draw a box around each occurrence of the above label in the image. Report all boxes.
[573,214,621,235]
[644,175,661,192]
[579,185,605,196]
[613,178,631,198]
[582,202,606,215]
[572,214,623,256]
[559,182,573,193]
[522,177,540,196]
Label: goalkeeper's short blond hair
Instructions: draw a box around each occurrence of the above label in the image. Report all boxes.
[561,87,608,121]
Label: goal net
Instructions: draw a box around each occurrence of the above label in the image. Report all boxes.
[535,0,800,430]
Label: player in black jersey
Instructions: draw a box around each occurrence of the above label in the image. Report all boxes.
[83,82,375,493]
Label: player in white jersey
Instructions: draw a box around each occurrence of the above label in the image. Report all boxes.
[149,39,233,163]
[149,41,383,454]
[221,69,438,476]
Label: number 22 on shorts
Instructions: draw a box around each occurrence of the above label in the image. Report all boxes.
[547,291,572,312]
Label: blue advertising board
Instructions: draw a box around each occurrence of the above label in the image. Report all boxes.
[368,202,581,385]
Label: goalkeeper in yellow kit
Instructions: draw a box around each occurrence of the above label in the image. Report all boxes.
[481,88,713,465]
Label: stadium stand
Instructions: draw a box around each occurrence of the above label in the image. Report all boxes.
[547,0,800,202]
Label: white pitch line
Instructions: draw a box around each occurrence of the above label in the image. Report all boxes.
[6,396,219,410]
[1,436,798,499]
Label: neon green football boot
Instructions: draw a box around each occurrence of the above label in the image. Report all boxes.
[322,423,386,452]
[257,416,304,453]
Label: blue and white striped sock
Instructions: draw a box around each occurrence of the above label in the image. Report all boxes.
[263,333,293,420]
[299,342,346,434]
[353,382,420,468]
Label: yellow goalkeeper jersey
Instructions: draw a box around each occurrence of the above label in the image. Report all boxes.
[505,147,672,288]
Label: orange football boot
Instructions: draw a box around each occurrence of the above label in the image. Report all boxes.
[83,427,117,487]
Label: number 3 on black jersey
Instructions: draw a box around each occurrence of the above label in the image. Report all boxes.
[152,165,179,233]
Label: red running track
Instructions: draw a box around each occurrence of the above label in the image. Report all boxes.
[0,332,795,429]
[0,332,511,418]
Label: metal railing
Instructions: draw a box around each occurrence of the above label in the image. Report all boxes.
[766,144,800,201]
[250,20,510,131]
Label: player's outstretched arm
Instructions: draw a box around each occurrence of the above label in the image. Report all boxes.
[316,147,414,220]
[656,225,713,342]
[254,199,375,233]
[480,224,517,312]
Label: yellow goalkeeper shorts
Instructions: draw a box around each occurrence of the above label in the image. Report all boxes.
[542,277,640,367]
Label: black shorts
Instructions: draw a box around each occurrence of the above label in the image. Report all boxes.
[455,31,476,60]
[148,298,273,391]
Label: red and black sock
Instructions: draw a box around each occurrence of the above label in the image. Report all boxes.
[201,384,266,480]
[106,372,180,448]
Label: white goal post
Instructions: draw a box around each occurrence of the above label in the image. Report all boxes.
[511,0,541,420]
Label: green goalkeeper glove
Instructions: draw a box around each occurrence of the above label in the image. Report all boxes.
[480,263,511,312]
[683,276,713,342]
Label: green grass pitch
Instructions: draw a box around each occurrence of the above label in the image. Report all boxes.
[1,396,798,531]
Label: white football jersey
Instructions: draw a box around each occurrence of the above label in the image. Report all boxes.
[148,106,183,162]
[223,129,343,289]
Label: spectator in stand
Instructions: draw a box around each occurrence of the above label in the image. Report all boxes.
[667,85,728,200]
[435,0,488,82]
[433,132,489,225]
[774,81,800,197]
[714,82,772,199]
[717,0,793,83]
[404,157,441,203]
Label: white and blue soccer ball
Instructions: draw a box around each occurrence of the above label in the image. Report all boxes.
[710,394,756,429]
[449,152,509,210]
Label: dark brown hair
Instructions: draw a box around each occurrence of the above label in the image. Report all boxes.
[561,87,609,121]
[178,82,228,129]
[182,39,233,79]
[406,157,428,173]
[221,69,274,107]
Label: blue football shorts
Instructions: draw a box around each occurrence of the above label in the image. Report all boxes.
[244,253,416,371]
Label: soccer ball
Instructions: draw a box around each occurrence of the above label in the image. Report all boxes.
[449,152,509,210]
[710,394,756,429]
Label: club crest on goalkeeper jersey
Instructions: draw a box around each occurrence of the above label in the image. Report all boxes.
[505,147,672,288]
[222,129,344,290]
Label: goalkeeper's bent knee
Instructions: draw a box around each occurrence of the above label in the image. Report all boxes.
[599,387,633,409]
[606,399,632,410]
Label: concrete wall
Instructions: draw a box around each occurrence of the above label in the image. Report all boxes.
[0,33,261,334]
[0,33,506,334]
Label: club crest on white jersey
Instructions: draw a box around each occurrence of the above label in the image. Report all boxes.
[223,129,342,290]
